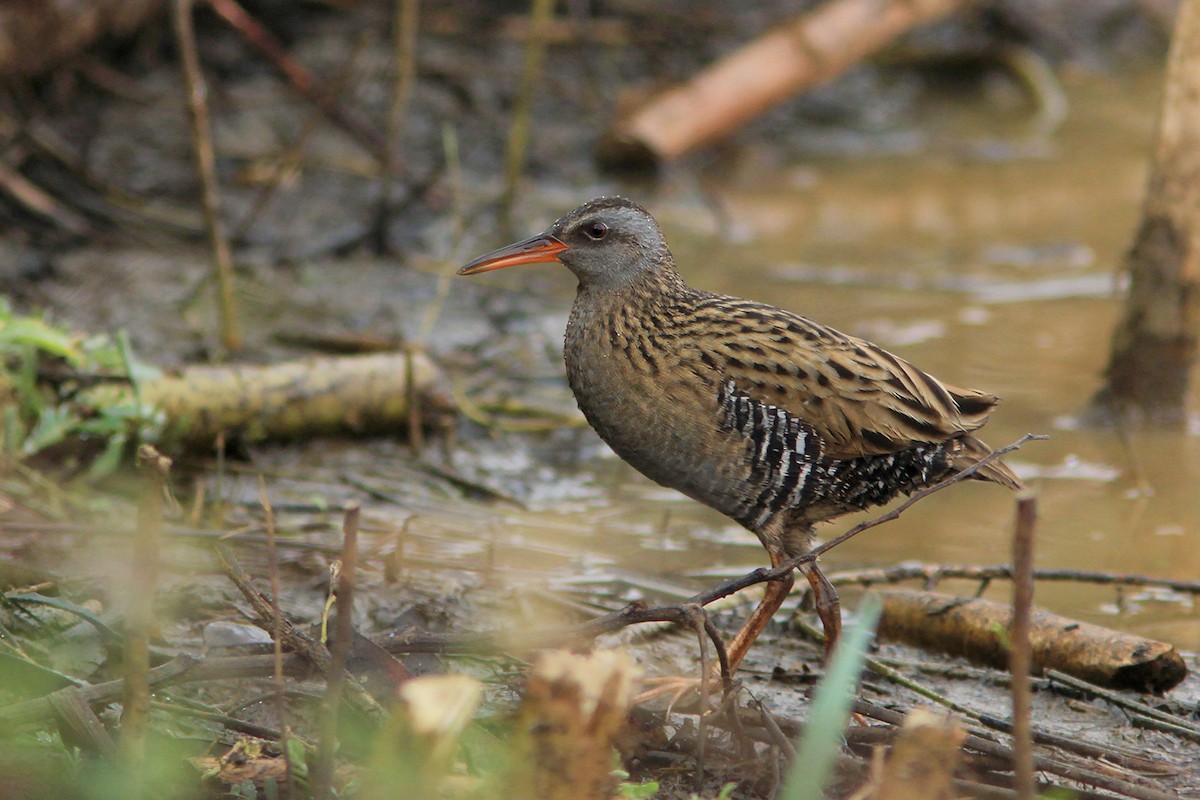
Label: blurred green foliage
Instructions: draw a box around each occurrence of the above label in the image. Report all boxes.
[0,299,164,479]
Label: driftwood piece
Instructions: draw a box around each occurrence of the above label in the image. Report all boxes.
[597,0,965,168]
[137,351,444,448]
[501,650,637,800]
[876,589,1187,693]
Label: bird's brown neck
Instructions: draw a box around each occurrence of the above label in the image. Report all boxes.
[575,256,690,309]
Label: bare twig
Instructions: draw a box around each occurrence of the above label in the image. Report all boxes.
[259,477,294,798]
[817,563,1200,595]
[406,346,424,456]
[173,0,242,352]
[123,446,171,766]
[685,604,710,781]
[219,546,331,671]
[599,0,966,166]
[1046,670,1200,737]
[204,0,387,160]
[796,618,973,715]
[217,545,385,719]
[0,159,92,235]
[0,654,304,729]
[1010,496,1037,800]
[49,691,117,759]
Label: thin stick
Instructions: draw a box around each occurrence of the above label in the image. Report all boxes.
[259,477,293,798]
[686,604,710,784]
[817,563,1200,595]
[405,346,424,456]
[1010,495,1037,800]
[500,0,555,228]
[797,618,974,715]
[123,446,171,768]
[217,545,385,720]
[313,502,362,800]
[0,160,92,235]
[204,0,387,160]
[413,124,463,346]
[1047,669,1200,737]
[173,0,242,352]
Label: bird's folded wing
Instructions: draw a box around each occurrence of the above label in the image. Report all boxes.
[686,307,1000,461]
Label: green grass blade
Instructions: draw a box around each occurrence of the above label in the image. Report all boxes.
[779,593,882,800]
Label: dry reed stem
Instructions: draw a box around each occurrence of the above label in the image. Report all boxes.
[123,446,171,767]
[1010,496,1037,800]
[173,0,242,352]
[259,476,294,799]
[313,502,362,800]
[380,0,419,227]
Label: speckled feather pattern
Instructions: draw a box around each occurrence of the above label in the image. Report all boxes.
[552,202,1019,559]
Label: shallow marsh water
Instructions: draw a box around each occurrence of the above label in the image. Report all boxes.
[458,67,1200,651]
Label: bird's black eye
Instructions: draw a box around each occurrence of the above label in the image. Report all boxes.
[584,222,608,240]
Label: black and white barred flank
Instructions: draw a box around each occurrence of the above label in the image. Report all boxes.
[717,380,954,530]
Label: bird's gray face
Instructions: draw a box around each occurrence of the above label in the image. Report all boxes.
[457,197,668,292]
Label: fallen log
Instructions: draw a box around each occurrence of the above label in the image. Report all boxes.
[137,351,446,448]
[597,0,966,169]
[876,589,1187,694]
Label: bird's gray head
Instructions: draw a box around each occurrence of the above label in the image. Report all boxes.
[457,197,671,292]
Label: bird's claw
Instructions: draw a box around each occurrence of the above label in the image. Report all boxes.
[635,669,732,715]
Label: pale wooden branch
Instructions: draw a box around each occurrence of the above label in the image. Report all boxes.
[132,351,445,448]
[599,0,967,167]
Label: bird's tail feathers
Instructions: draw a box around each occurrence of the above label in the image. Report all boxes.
[953,435,1023,491]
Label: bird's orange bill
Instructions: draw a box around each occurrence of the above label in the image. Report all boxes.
[457,235,569,275]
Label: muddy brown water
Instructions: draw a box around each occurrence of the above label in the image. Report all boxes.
[452,68,1199,653]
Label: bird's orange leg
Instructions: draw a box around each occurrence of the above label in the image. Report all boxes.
[725,547,795,671]
[802,561,842,659]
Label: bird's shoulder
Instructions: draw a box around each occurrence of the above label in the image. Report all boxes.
[666,294,999,459]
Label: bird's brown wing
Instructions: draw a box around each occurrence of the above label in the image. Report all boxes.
[682,300,1000,461]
